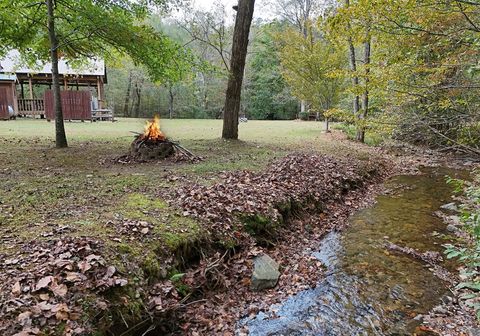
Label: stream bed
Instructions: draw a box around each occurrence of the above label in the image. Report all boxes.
[240,167,467,335]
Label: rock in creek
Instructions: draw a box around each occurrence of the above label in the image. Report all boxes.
[440,202,459,213]
[251,254,280,291]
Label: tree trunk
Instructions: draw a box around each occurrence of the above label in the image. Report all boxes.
[300,100,306,114]
[356,37,371,143]
[123,71,132,117]
[200,72,208,111]
[345,0,360,134]
[47,0,68,148]
[133,79,142,118]
[168,84,174,119]
[222,0,255,139]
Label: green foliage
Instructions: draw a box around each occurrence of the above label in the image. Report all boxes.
[0,0,191,84]
[276,19,345,120]
[325,0,480,150]
[444,171,480,320]
[245,22,298,120]
[333,123,385,146]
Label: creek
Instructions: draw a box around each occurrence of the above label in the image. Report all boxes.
[241,167,467,335]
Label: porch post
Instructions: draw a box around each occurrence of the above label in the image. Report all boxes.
[63,77,68,90]
[12,82,19,114]
[97,77,104,109]
[28,77,33,99]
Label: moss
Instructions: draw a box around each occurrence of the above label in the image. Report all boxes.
[241,214,278,238]
[218,238,239,250]
[153,215,203,251]
[141,254,165,281]
[117,243,134,254]
[125,193,167,210]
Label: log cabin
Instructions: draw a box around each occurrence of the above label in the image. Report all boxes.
[0,50,112,121]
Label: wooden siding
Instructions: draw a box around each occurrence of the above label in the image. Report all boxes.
[44,90,91,120]
[0,82,15,119]
[0,87,9,119]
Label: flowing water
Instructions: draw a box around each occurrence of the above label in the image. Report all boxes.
[241,167,467,336]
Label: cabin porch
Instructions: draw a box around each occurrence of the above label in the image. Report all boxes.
[14,74,112,121]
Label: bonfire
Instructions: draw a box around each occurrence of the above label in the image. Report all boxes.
[128,116,196,162]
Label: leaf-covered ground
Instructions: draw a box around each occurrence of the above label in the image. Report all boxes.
[0,119,395,335]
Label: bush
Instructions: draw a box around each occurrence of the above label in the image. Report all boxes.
[444,171,480,320]
[298,112,309,121]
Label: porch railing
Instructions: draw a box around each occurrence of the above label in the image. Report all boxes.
[18,99,45,115]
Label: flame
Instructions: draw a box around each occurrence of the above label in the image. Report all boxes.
[142,115,166,141]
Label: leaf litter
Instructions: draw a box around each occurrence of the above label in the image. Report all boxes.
[1,152,392,335]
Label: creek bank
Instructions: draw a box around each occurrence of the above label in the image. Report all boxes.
[0,152,390,335]
[421,196,480,335]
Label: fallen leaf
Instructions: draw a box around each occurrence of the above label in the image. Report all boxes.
[104,266,116,278]
[50,282,68,297]
[12,281,21,295]
[77,260,92,273]
[17,311,32,326]
[35,276,53,291]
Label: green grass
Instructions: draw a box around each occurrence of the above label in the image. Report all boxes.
[0,118,327,143]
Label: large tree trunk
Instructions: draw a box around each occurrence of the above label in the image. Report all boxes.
[123,71,132,117]
[47,0,68,148]
[356,37,371,143]
[345,0,360,135]
[222,0,255,139]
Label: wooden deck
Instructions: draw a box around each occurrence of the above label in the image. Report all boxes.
[14,95,114,121]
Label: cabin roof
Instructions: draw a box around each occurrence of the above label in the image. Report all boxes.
[0,74,17,81]
[0,50,105,77]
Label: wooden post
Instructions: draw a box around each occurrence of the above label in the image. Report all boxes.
[97,77,104,109]
[63,77,68,90]
[28,77,33,99]
[20,82,24,99]
[12,82,19,115]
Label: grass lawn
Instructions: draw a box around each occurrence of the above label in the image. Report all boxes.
[0,117,326,142]
[0,118,373,249]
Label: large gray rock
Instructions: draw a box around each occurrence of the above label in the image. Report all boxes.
[251,254,280,291]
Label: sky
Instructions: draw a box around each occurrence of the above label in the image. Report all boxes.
[188,0,274,21]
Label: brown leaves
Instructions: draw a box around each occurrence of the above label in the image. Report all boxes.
[163,153,386,334]
[52,303,70,321]
[0,237,125,335]
[171,154,380,245]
